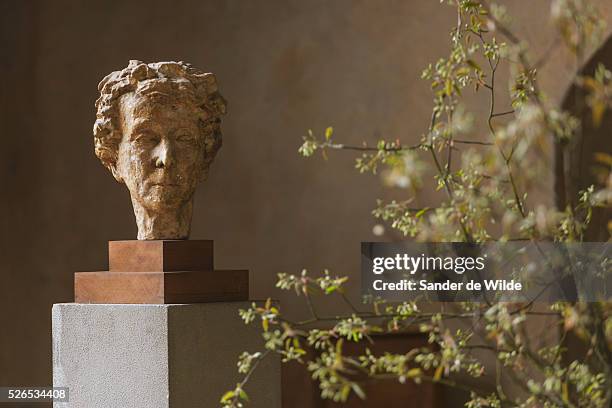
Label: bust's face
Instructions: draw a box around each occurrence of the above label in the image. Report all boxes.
[114,91,205,211]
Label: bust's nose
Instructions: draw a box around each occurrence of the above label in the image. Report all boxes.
[152,138,174,169]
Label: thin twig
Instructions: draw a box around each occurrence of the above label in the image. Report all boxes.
[323,142,423,152]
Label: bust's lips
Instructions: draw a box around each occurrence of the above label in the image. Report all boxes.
[150,182,180,187]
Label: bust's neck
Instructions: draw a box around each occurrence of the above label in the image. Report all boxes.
[131,197,193,240]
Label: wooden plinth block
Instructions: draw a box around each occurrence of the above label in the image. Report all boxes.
[109,240,213,272]
[75,270,249,304]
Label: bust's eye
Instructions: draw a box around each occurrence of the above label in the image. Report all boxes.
[133,132,159,145]
[176,132,196,143]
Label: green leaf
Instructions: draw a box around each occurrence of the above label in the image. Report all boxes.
[351,383,366,399]
[445,79,453,96]
[220,390,235,403]
[592,101,605,127]
[239,389,250,402]
[336,338,344,354]
[340,384,351,401]
[466,60,481,71]
[415,207,430,218]
[407,368,422,378]
[325,126,334,141]
[434,364,444,381]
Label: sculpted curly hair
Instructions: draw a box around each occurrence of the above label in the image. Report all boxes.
[93,60,226,178]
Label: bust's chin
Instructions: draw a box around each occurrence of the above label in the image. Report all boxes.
[130,193,194,240]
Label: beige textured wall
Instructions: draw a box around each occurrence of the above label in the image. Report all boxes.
[1,0,610,398]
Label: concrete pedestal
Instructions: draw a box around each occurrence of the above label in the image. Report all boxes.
[52,303,280,408]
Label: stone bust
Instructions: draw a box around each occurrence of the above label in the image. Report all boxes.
[93,60,226,240]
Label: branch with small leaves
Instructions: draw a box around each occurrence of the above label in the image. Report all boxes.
[223,1,612,407]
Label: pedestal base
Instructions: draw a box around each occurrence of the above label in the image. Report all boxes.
[52,303,280,408]
[74,270,248,304]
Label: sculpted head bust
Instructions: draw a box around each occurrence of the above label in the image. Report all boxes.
[93,60,226,240]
